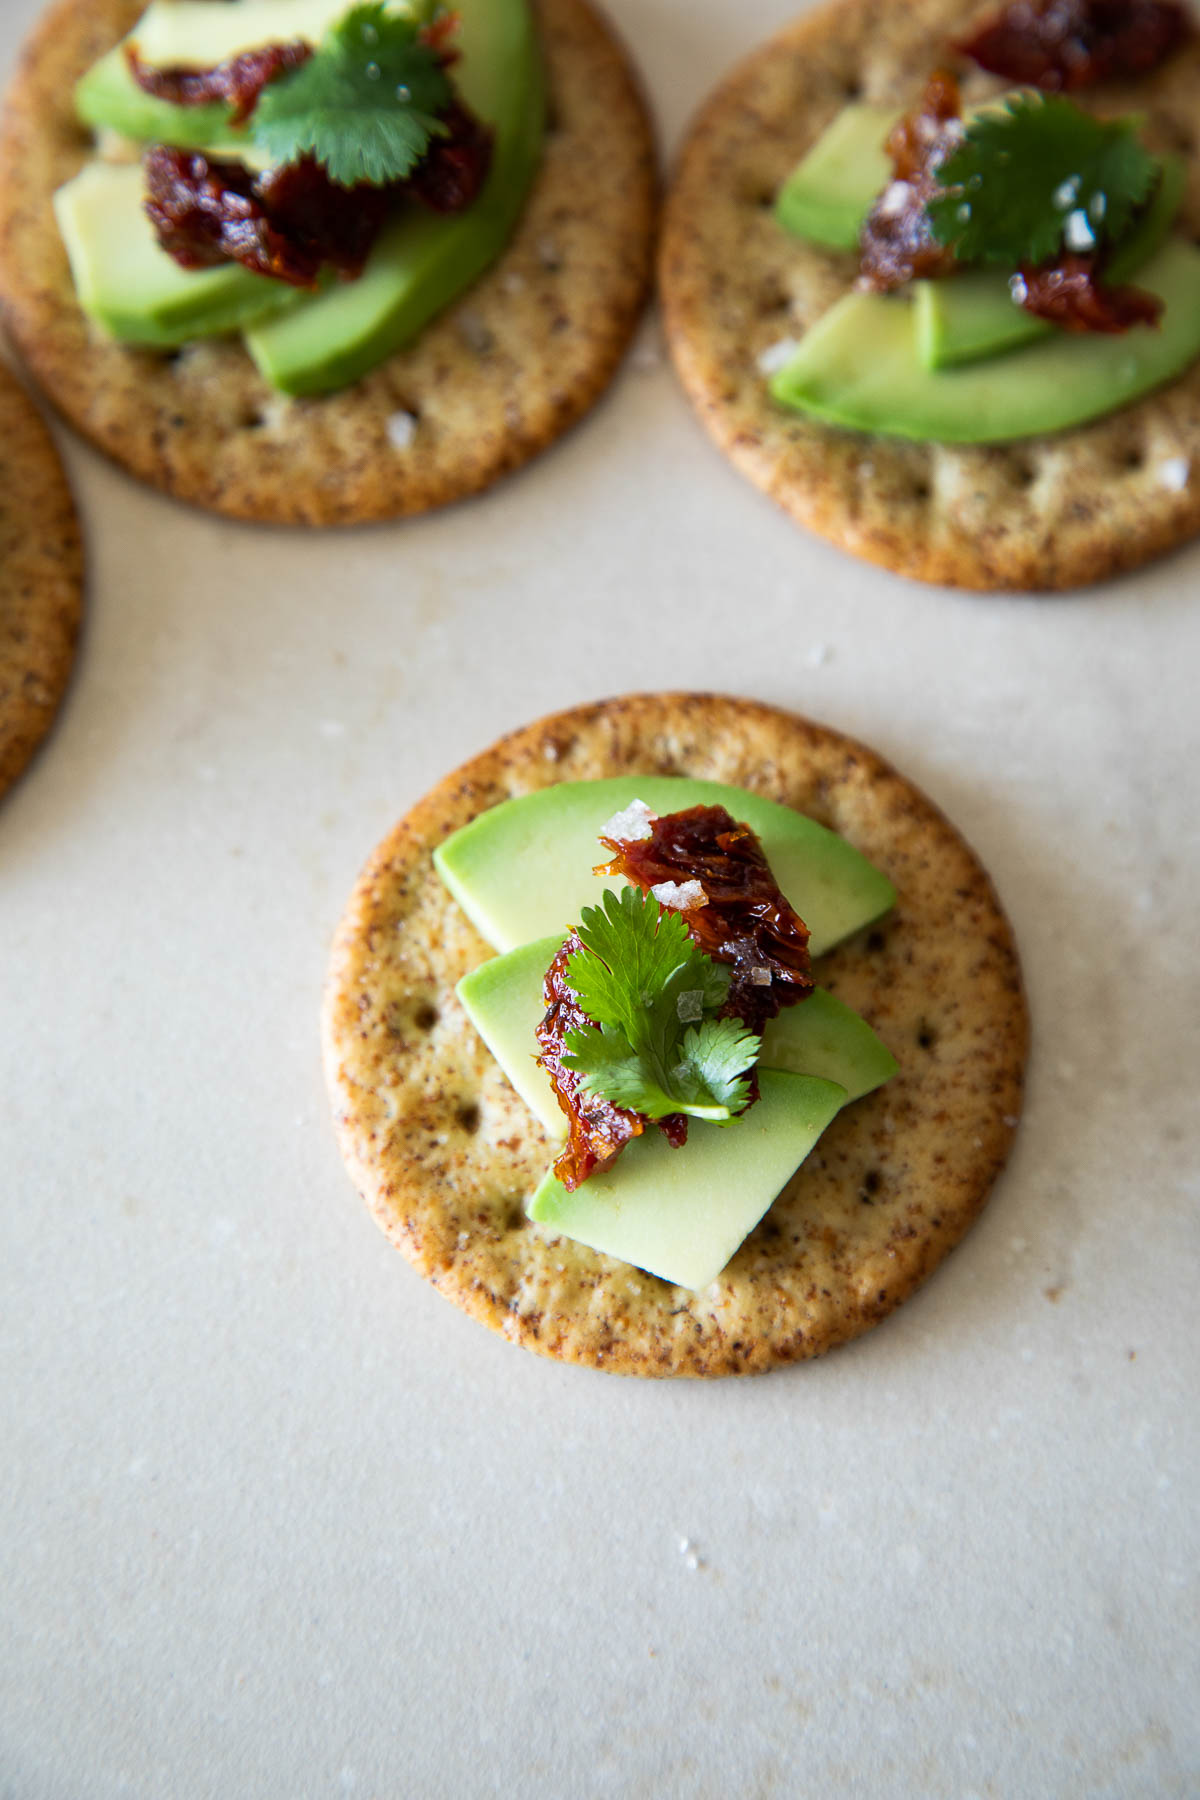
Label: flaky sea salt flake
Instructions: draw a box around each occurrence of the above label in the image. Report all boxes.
[652,879,707,912]
[385,410,417,451]
[757,336,800,376]
[602,797,654,841]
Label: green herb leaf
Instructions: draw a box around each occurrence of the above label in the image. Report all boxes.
[926,93,1158,268]
[253,1,454,189]
[560,887,760,1123]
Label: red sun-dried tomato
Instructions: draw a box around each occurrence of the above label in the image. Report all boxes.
[859,68,964,292]
[126,41,312,127]
[405,100,493,213]
[599,805,814,1035]
[956,0,1191,91]
[143,146,389,285]
[1012,256,1163,329]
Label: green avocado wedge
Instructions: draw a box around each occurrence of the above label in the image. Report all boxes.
[434,778,896,963]
[456,933,898,1137]
[53,162,307,346]
[527,1070,847,1291]
[770,238,1200,443]
[243,0,544,395]
[913,153,1186,371]
[774,103,896,252]
[75,0,354,148]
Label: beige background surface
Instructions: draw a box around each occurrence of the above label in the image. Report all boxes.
[2,1,1198,1794]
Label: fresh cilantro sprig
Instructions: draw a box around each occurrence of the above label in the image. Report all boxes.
[926,92,1158,268]
[560,887,762,1124]
[253,2,454,189]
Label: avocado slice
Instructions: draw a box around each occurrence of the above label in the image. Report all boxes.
[75,0,352,148]
[774,103,897,252]
[54,162,306,346]
[527,1070,847,1291]
[456,933,898,1137]
[243,0,544,395]
[913,153,1186,371]
[434,778,896,963]
[771,238,1200,442]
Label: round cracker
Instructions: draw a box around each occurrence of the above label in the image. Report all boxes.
[322,693,1029,1377]
[0,361,83,799]
[0,0,656,525]
[659,0,1200,591]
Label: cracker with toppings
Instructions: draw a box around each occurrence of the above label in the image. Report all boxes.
[659,0,1200,590]
[0,362,83,800]
[0,0,656,524]
[322,693,1029,1377]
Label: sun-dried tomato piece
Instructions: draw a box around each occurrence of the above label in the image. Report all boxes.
[859,69,964,292]
[144,148,391,285]
[598,805,814,1035]
[1012,255,1163,328]
[957,0,1190,91]
[144,146,324,284]
[126,41,312,127]
[257,159,389,275]
[535,933,689,1192]
[404,100,493,213]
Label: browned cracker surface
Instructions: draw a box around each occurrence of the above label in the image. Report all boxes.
[0,361,83,799]
[322,693,1029,1377]
[0,0,656,525]
[659,0,1200,591]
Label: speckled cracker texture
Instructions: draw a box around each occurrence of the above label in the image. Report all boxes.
[659,0,1200,590]
[322,693,1029,1377]
[0,0,656,524]
[0,361,83,799]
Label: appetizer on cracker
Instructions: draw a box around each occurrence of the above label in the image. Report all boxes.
[0,0,656,522]
[322,694,1028,1377]
[660,0,1200,589]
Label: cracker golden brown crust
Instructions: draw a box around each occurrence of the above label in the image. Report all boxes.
[322,693,1029,1377]
[659,0,1200,591]
[0,361,83,799]
[0,0,656,525]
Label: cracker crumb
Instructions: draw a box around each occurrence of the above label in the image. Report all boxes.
[1159,456,1190,491]
[385,410,418,451]
[756,336,800,376]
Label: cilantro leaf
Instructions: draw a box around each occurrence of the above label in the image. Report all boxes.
[926,93,1158,268]
[253,2,454,189]
[560,887,761,1123]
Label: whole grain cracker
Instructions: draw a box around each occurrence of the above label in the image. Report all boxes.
[322,693,1029,1377]
[0,360,83,799]
[0,0,656,525]
[659,0,1200,591]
